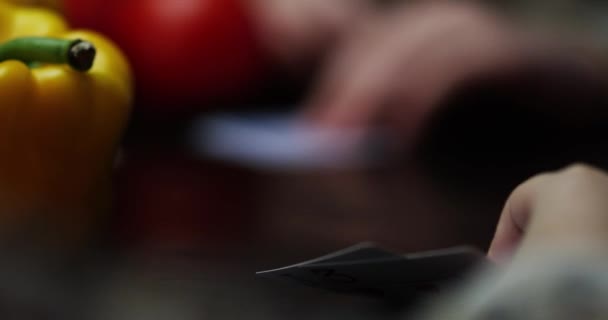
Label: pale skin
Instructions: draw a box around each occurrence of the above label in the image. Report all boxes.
[489,164,608,264]
[301,1,605,148]
[249,0,604,144]
[304,1,535,145]
[249,1,605,144]
[247,0,372,69]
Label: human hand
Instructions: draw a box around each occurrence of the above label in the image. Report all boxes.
[304,1,533,147]
[489,164,608,264]
[418,163,608,320]
[247,0,372,69]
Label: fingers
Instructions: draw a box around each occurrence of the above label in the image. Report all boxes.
[489,164,608,264]
[487,172,553,263]
[304,1,522,145]
[523,165,608,247]
[304,18,392,126]
[304,4,450,142]
[249,0,370,67]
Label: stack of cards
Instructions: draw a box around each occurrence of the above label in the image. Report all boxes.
[257,243,487,301]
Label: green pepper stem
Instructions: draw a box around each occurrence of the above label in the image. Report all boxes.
[0,37,96,72]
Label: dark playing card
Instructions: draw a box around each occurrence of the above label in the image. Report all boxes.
[290,242,400,265]
[257,243,487,300]
[256,242,399,289]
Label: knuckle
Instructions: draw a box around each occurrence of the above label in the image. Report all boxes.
[507,172,551,205]
[560,163,600,180]
[510,164,604,201]
[553,163,606,195]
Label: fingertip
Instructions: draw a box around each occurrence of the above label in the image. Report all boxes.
[303,92,375,129]
[487,246,514,265]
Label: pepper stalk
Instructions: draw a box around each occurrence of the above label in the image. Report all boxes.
[0,37,96,71]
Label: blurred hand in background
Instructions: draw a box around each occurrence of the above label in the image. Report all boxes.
[303,1,608,148]
[248,0,373,71]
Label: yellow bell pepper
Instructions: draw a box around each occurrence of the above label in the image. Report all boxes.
[0,1,132,246]
[3,0,61,11]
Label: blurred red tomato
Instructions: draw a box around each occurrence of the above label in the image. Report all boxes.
[64,0,269,113]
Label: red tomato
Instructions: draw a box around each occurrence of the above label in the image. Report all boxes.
[64,0,269,113]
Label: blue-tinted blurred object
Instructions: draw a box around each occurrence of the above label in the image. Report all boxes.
[189,113,390,170]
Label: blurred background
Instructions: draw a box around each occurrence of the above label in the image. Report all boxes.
[3,0,608,318]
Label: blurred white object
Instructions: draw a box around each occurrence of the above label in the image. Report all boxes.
[416,251,608,320]
[189,113,388,170]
